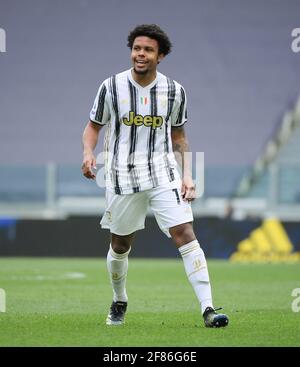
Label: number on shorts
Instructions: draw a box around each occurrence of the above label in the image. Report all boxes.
[172,188,180,204]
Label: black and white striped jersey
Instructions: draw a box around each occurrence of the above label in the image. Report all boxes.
[90,69,187,194]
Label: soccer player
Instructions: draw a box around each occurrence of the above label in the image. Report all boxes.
[81,24,229,328]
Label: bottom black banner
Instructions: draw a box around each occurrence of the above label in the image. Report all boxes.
[0,347,296,365]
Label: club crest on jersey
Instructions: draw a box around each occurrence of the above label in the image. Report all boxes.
[159,96,168,108]
[122,111,163,129]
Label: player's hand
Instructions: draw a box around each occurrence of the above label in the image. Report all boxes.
[181,175,196,202]
[82,152,96,179]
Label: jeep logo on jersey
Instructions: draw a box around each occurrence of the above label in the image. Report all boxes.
[122,111,163,129]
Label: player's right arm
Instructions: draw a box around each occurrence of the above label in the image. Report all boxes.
[82,80,110,179]
[81,121,104,179]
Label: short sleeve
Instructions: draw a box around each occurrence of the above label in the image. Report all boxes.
[170,86,188,127]
[89,82,110,125]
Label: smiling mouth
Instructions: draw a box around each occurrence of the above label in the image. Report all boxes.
[135,60,147,66]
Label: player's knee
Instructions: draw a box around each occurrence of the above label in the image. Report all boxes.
[111,233,134,253]
[169,222,196,246]
[111,241,130,254]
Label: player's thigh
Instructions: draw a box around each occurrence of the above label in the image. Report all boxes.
[101,189,148,235]
[148,180,194,237]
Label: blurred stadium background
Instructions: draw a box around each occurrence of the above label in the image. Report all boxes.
[1,0,300,262]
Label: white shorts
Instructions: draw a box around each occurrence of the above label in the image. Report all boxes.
[100,179,194,238]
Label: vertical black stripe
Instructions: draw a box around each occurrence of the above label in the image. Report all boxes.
[95,84,107,122]
[109,76,122,194]
[166,78,176,125]
[128,81,140,193]
[165,78,176,181]
[151,86,157,157]
[175,87,186,125]
[147,85,159,187]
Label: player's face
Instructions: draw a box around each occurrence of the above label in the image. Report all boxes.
[131,36,164,75]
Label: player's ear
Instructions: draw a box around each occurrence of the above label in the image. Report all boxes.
[157,53,164,64]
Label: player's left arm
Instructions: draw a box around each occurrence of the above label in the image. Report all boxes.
[171,125,196,201]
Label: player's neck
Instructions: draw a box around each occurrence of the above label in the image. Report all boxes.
[131,69,157,88]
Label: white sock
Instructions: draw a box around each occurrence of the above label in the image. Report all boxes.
[179,240,213,314]
[107,244,130,303]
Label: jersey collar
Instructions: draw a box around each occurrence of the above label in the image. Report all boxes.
[127,68,159,90]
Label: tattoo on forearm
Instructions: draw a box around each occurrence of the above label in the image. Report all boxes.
[173,139,191,175]
[173,141,189,154]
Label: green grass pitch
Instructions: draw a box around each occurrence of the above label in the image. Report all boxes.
[0,258,299,346]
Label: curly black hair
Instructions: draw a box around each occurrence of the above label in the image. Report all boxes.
[127,24,172,56]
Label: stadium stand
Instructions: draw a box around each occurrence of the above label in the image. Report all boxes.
[236,96,300,205]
